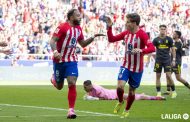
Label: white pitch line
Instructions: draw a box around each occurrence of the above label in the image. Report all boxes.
[0,103,118,117]
[0,114,110,118]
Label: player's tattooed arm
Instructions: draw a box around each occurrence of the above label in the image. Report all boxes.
[78,37,94,48]
[50,36,61,59]
[79,34,106,48]
[50,37,59,51]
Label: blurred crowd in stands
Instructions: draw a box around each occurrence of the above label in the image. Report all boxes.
[0,0,190,61]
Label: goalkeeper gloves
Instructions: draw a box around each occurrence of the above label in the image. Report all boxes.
[83,95,99,100]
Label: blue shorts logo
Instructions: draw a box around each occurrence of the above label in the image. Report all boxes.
[119,74,122,78]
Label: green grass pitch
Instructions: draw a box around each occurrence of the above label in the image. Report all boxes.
[0,85,189,122]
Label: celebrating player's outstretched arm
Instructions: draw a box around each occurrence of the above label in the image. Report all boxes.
[50,33,105,60]
[78,34,105,48]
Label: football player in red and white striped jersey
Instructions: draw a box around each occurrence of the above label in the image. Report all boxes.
[50,9,105,119]
[106,13,155,118]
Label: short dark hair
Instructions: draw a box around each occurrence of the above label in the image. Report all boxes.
[126,13,141,25]
[67,9,77,20]
[174,30,181,38]
[159,24,167,28]
[83,80,92,86]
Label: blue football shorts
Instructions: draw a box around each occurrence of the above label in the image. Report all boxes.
[53,62,78,84]
[117,66,143,88]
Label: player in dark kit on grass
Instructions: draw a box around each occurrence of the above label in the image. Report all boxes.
[165,31,190,94]
[106,13,155,118]
[50,9,105,119]
[153,25,177,98]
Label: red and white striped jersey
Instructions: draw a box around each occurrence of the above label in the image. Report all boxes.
[52,22,84,63]
[107,28,155,72]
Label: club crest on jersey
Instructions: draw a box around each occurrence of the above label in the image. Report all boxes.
[128,43,133,51]
[126,43,133,54]
[133,37,138,42]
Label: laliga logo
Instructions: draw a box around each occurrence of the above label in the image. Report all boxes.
[183,113,189,120]
[161,113,189,120]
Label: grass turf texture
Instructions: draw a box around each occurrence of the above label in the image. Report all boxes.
[0,85,189,122]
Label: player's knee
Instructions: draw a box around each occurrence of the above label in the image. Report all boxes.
[128,91,135,96]
[117,87,124,92]
[57,87,62,90]
[56,83,63,90]
[117,86,124,90]
[67,77,77,87]
[128,92,135,96]
[176,76,179,81]
[166,73,172,79]
[68,82,76,88]
[176,77,182,81]
[129,87,135,95]
[166,79,170,83]
[156,73,161,79]
[56,85,63,90]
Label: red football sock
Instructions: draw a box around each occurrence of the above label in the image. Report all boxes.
[126,94,135,111]
[68,85,77,108]
[117,88,124,103]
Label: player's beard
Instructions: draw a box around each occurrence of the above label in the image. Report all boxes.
[73,19,81,25]
[127,26,133,32]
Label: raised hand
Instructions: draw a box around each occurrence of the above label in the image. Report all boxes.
[105,16,113,27]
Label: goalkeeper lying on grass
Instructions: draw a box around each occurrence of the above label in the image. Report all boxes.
[83,80,166,101]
